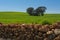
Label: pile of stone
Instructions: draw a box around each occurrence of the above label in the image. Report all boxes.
[0,22,60,40]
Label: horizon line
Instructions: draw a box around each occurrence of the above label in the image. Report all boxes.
[0,11,60,14]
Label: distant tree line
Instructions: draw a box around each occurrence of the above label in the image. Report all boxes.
[26,6,47,16]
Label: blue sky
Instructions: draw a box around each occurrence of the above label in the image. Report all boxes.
[0,0,60,13]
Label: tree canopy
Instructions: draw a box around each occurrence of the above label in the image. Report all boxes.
[26,6,47,16]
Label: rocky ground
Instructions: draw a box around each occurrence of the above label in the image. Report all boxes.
[0,22,60,40]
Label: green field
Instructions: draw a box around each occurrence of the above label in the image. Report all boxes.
[0,12,60,24]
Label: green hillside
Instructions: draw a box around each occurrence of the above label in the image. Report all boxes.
[0,12,60,24]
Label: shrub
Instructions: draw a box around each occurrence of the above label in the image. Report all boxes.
[42,20,51,25]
